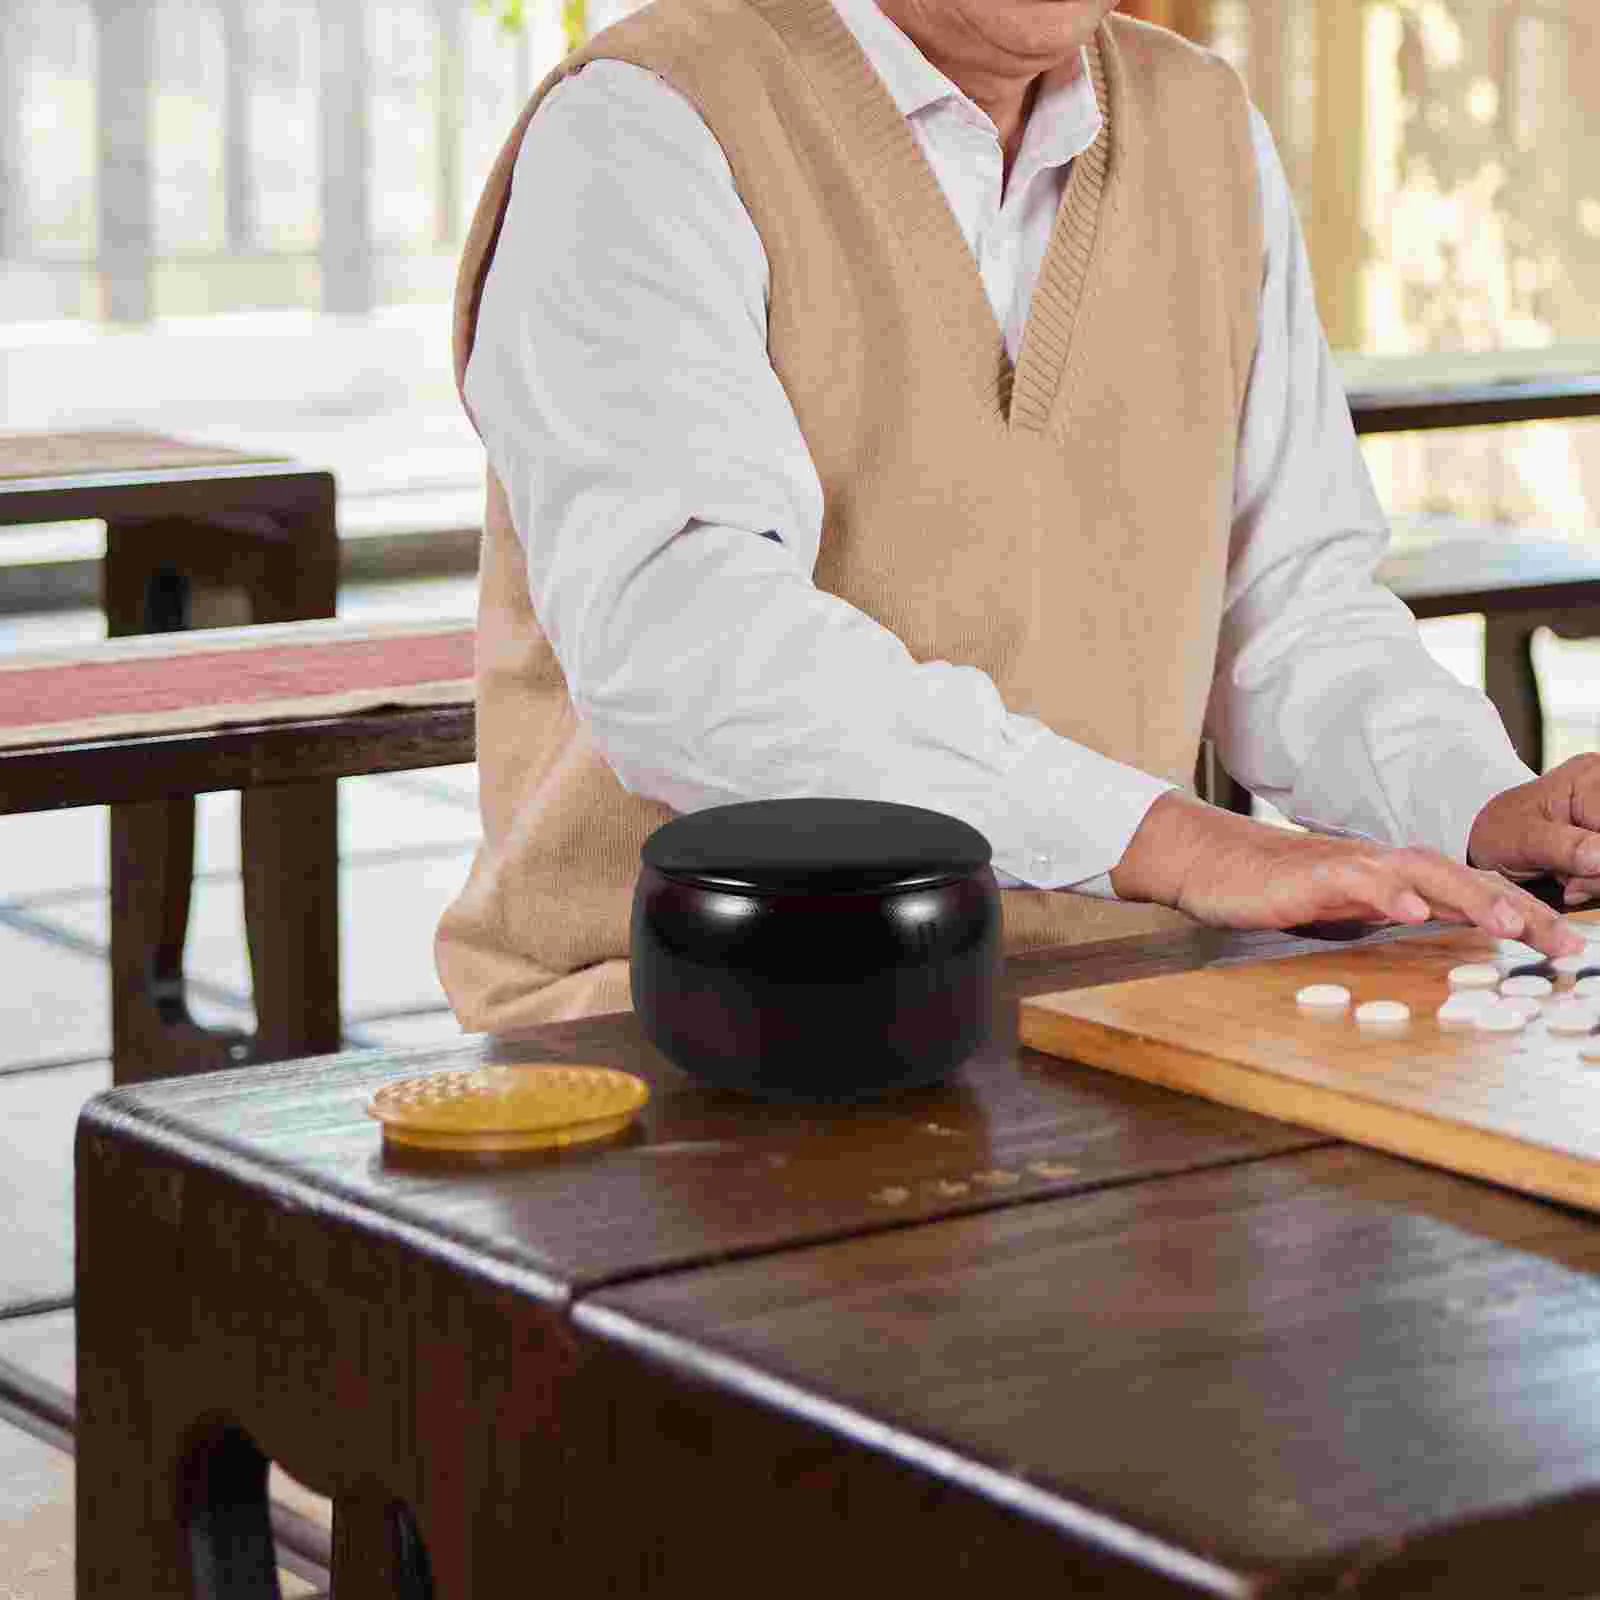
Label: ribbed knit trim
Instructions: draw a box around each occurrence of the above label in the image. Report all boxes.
[1009,31,1114,434]
[742,0,1116,437]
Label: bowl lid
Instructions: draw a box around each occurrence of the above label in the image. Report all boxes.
[641,798,993,893]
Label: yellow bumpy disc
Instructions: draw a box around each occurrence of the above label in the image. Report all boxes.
[367,1063,649,1153]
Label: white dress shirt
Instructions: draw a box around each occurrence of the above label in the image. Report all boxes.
[465,0,1536,896]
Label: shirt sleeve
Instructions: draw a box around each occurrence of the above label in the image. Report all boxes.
[463,58,1173,894]
[1204,104,1536,864]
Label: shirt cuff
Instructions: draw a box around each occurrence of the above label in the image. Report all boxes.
[1408,738,1538,866]
[985,731,1178,893]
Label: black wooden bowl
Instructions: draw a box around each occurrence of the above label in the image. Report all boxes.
[629,798,1002,1103]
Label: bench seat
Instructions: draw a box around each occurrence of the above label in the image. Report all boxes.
[1,616,474,814]
[2,617,473,1085]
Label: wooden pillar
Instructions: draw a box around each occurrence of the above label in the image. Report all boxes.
[317,0,373,315]
[92,0,155,324]
[1309,0,1369,351]
[1246,0,1291,158]
[431,0,464,247]
[219,0,255,254]
[1118,0,1210,43]
[0,10,21,259]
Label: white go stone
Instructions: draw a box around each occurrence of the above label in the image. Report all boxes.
[1437,996,1488,1024]
[1295,984,1351,1009]
[1499,974,1554,999]
[1447,963,1502,989]
[1497,941,1544,964]
[1546,1003,1600,1037]
[1574,976,1600,999]
[1498,996,1543,1022]
[1354,999,1409,1025]
[1475,1004,1529,1033]
[1552,953,1590,977]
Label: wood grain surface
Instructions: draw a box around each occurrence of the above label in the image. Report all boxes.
[1020,916,1600,1215]
[71,925,1328,1598]
[80,924,1339,1299]
[75,921,1600,1598]
[582,1142,1600,1596]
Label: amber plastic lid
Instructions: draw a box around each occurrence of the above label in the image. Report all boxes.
[367,1064,649,1153]
[640,798,992,894]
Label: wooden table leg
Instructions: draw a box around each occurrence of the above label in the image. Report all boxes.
[185,1425,285,1600]
[77,1109,584,1600]
[1483,616,1545,772]
[77,1133,276,1597]
[331,1495,434,1600]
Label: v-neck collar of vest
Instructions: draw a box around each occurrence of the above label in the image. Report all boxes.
[744,0,1119,440]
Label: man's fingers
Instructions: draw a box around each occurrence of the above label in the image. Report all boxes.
[1526,820,1600,881]
[1392,850,1583,956]
[1388,888,1430,923]
[1488,880,1583,956]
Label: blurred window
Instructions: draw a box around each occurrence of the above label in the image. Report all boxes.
[1129,0,1599,538]
[1,0,1594,538]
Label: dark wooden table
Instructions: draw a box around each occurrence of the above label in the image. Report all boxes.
[75,923,1600,1597]
[1348,372,1600,437]
[1,431,342,1081]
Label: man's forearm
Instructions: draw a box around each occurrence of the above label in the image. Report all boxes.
[1108,790,1225,907]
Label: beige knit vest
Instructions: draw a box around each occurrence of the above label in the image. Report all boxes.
[437,0,1262,1029]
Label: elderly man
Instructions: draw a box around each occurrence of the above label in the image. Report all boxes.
[438,0,1595,1031]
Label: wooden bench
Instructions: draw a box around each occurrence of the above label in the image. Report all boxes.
[2,429,345,1079]
[1382,521,1600,773]
[0,617,474,1084]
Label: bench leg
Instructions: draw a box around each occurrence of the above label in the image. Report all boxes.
[109,800,254,1085]
[102,496,342,1081]
[238,499,342,1064]
[241,781,342,1064]
[104,553,253,1084]
[1484,618,1545,773]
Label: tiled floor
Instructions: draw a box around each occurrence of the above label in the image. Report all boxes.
[0,573,481,1598]
[5,583,1600,1599]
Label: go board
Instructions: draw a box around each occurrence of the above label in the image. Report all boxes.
[1018,915,1600,1214]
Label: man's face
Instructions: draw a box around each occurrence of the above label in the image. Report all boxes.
[883,0,1120,77]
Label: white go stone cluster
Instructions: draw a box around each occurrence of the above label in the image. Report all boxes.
[1294,921,1600,1055]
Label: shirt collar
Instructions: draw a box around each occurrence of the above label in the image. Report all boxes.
[826,0,1103,177]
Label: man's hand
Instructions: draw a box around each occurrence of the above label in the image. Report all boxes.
[1468,754,1600,907]
[1111,791,1585,958]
